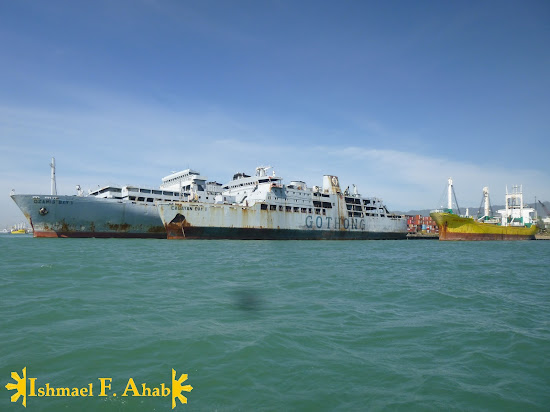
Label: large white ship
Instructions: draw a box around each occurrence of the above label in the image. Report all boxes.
[11,158,223,238]
[157,166,407,240]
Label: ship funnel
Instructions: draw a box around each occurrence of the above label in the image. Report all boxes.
[322,175,341,194]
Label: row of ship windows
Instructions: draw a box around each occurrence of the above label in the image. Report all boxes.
[267,195,377,208]
[163,175,192,184]
[128,195,207,203]
[228,179,274,189]
[349,211,385,218]
[266,198,380,211]
[232,189,309,197]
[129,197,170,202]
[261,204,326,215]
[259,204,385,218]
[262,193,311,199]
[130,188,184,196]
[267,196,332,206]
[345,197,376,205]
[131,191,181,198]
[347,205,385,212]
[233,190,314,197]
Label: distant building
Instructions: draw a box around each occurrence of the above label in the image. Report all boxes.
[406,215,439,234]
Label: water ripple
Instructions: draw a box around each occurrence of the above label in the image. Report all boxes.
[1,237,549,410]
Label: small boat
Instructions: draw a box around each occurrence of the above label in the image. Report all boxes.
[10,225,26,234]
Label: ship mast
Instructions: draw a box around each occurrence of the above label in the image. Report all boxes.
[50,157,57,196]
[447,177,453,212]
[483,187,490,217]
[445,177,461,215]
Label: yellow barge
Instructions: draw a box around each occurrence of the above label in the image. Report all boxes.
[430,179,537,241]
[430,212,536,241]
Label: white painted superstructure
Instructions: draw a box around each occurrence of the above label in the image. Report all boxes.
[498,185,535,227]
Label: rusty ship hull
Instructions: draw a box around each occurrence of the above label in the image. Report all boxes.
[430,212,537,241]
[158,169,407,240]
[158,201,407,240]
[11,194,166,238]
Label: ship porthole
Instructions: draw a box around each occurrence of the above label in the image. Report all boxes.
[39,207,48,216]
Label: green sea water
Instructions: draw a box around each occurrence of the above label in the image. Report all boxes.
[1,235,549,411]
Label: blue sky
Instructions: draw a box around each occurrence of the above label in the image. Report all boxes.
[1,0,549,227]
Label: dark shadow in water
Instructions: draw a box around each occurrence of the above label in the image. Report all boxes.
[233,289,263,313]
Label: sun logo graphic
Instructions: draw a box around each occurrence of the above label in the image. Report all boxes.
[5,367,27,407]
[172,368,193,409]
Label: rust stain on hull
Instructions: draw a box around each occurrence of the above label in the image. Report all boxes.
[34,231,166,239]
[107,223,131,231]
[34,231,59,238]
[60,220,70,232]
[147,225,166,233]
[439,231,535,241]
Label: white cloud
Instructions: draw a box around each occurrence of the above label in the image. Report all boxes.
[1,95,549,228]
[318,146,549,211]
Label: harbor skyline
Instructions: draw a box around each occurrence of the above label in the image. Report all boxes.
[1,1,549,228]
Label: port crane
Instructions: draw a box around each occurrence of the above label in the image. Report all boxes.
[538,200,550,217]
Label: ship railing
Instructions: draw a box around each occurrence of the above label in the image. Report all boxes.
[431,208,455,214]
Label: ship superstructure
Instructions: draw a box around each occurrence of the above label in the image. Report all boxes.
[157,166,407,240]
[498,185,536,227]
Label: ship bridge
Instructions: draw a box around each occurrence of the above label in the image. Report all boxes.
[223,166,282,190]
[161,169,206,190]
